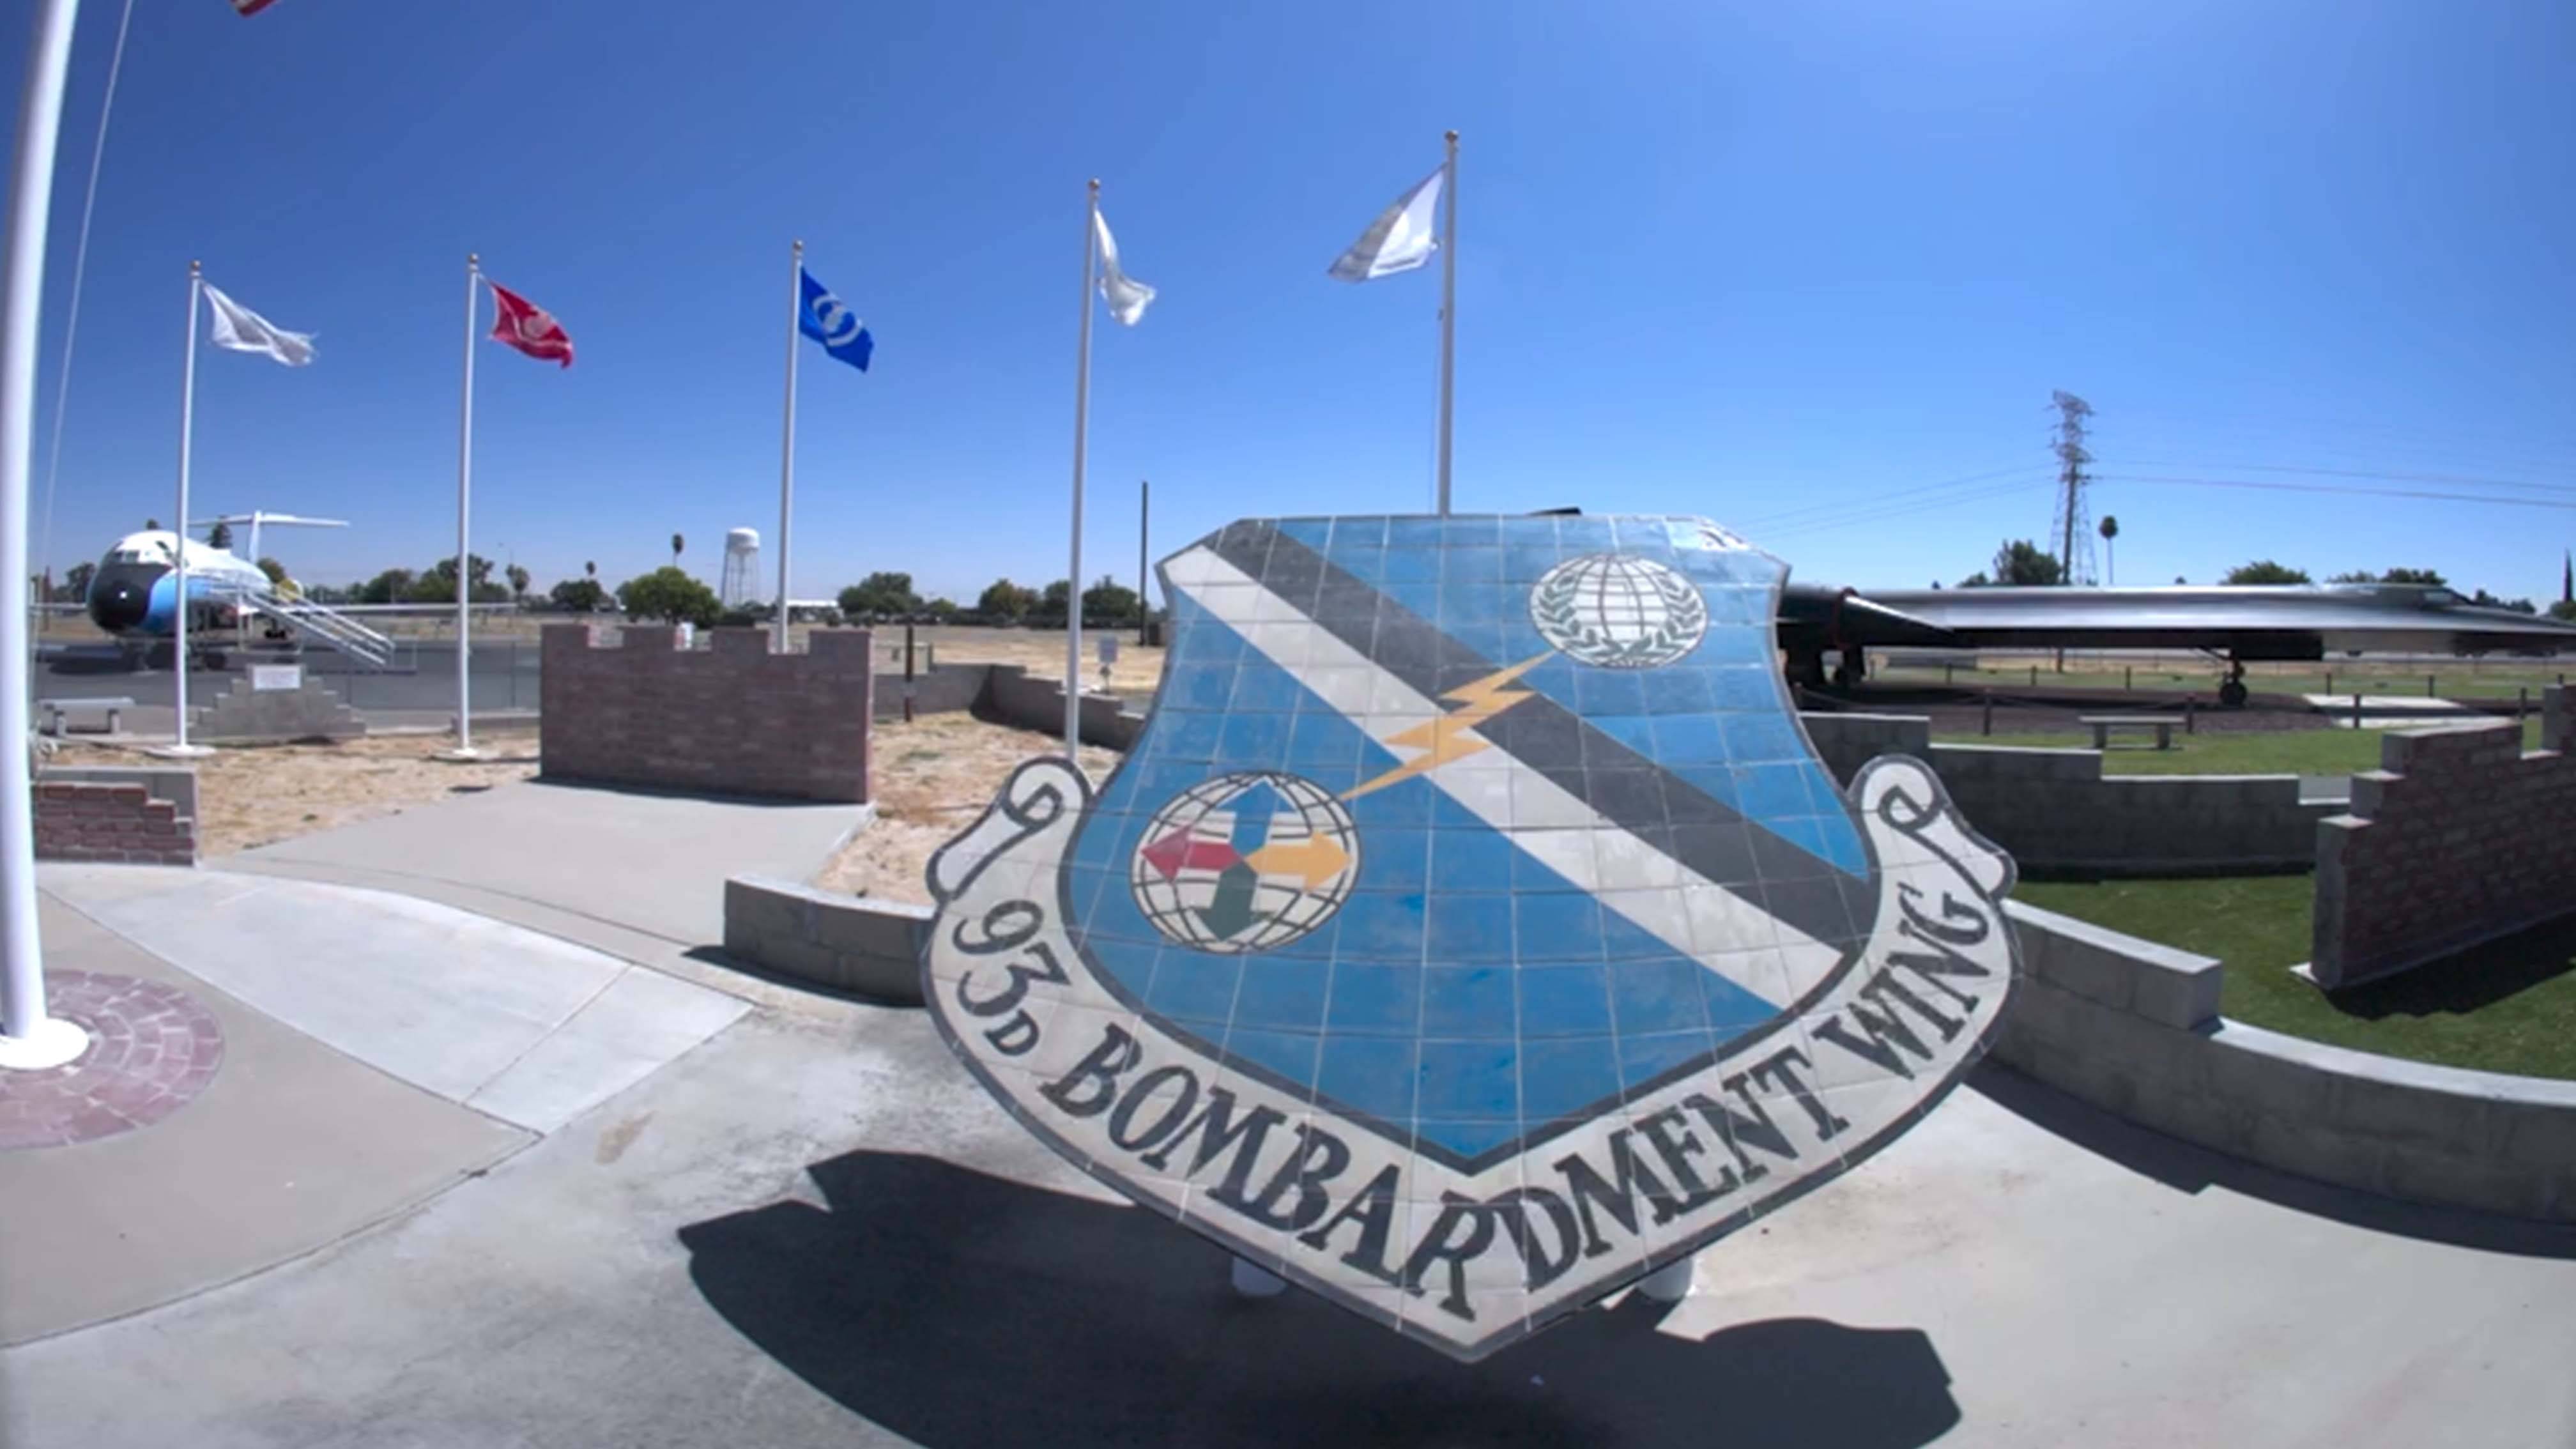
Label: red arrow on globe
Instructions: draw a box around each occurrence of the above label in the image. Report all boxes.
[1140,830,1241,881]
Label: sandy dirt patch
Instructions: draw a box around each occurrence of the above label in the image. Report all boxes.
[813,714,1117,904]
[56,734,540,857]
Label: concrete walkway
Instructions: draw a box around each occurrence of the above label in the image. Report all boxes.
[0,897,530,1346]
[6,988,2572,1448]
[40,866,747,1133]
[222,777,862,999]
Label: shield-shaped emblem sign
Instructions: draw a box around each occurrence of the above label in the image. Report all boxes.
[924,515,2019,1361]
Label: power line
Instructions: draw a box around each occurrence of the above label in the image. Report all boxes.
[2115,459,2576,498]
[1732,462,2051,531]
[2094,473,2576,512]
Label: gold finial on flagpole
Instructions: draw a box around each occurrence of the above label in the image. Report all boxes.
[1089,178,1101,192]
[793,238,803,254]
[1446,128,1459,143]
[188,259,200,274]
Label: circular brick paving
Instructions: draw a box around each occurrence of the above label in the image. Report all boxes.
[0,971,224,1150]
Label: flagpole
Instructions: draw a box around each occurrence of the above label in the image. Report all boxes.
[0,0,88,1068]
[1066,181,1098,759]
[446,254,480,758]
[162,261,208,759]
[1435,128,1458,518]
[776,239,800,652]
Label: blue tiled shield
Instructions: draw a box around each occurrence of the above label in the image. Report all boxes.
[923,514,2020,1361]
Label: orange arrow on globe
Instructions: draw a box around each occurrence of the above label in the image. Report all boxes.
[1244,834,1350,889]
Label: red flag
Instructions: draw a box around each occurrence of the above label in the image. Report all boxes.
[487,280,574,368]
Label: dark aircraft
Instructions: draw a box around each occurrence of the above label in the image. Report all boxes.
[1776,581,2576,706]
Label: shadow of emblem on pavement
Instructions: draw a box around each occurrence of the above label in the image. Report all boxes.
[679,1151,1960,1449]
[918,515,2022,1360]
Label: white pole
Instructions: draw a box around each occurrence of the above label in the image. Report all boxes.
[450,254,477,756]
[169,262,202,755]
[1435,128,1458,518]
[0,0,90,1068]
[775,240,800,652]
[1066,181,1098,758]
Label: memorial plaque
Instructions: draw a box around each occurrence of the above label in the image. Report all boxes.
[250,664,302,692]
[924,515,2020,1360]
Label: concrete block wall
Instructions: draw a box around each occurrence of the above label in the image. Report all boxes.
[981,664,1144,749]
[193,675,364,742]
[34,769,196,865]
[1799,713,2331,874]
[2310,694,2576,988]
[1997,901,2576,1221]
[723,874,928,1001]
[540,625,873,802]
[871,661,993,721]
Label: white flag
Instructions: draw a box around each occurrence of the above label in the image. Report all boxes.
[1328,165,1445,282]
[202,283,315,366]
[1094,210,1155,326]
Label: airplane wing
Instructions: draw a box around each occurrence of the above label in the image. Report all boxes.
[1794,583,2576,659]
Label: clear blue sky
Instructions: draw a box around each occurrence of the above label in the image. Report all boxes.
[12,0,2575,603]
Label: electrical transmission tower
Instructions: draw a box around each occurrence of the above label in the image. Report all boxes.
[2048,390,2096,586]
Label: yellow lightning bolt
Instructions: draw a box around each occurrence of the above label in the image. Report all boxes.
[1344,654,1552,801]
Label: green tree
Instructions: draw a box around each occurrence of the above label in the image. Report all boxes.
[2551,600,2576,622]
[2221,560,2312,585]
[1961,540,2061,588]
[256,556,288,587]
[1082,574,1142,626]
[2330,567,2448,586]
[56,561,93,602]
[358,568,416,604]
[505,563,530,601]
[922,597,962,623]
[550,578,609,611]
[207,520,233,551]
[2096,515,2119,585]
[409,554,506,603]
[670,533,685,567]
[2468,588,2537,614]
[976,578,1039,623]
[837,571,921,620]
[1034,578,1073,625]
[617,567,721,626]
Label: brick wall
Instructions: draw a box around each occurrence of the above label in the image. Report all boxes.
[2310,691,2576,988]
[540,625,873,803]
[34,777,195,865]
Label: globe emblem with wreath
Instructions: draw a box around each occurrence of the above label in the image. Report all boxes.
[1131,772,1360,953]
[1529,553,1710,668]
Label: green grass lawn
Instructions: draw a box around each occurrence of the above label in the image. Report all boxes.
[2015,874,2576,1080]
[1931,718,2543,777]
[1881,663,2573,700]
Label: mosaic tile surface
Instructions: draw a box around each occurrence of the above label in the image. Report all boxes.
[922,515,2021,1360]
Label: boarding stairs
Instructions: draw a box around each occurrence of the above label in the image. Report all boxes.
[221,587,397,669]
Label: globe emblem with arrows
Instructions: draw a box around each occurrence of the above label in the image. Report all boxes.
[1130,772,1360,953]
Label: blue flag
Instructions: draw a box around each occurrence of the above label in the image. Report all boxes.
[798,266,873,372]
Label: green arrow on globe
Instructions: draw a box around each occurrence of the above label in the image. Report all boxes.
[1195,863,1269,940]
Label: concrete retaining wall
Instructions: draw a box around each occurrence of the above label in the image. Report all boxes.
[540,625,873,802]
[871,662,994,722]
[981,664,1144,749]
[1802,712,2330,874]
[192,674,364,742]
[723,873,927,1001]
[2311,692,2576,987]
[1997,900,2576,1220]
[34,768,196,866]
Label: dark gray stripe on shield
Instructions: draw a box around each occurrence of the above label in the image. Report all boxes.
[1207,523,1871,953]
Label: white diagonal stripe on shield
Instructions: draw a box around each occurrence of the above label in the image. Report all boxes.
[1163,544,1843,1006]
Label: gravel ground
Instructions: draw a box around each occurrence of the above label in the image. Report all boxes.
[54,734,540,856]
[813,714,1117,903]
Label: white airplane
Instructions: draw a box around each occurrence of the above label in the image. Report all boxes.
[80,514,395,668]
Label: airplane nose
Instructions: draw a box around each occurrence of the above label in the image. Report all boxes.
[89,579,147,632]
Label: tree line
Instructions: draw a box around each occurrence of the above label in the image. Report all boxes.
[1954,539,2573,620]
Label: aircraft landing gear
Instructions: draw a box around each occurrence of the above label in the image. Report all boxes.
[1832,647,1866,690]
[2218,657,2249,709]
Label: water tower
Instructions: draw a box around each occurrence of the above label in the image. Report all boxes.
[720,527,762,608]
